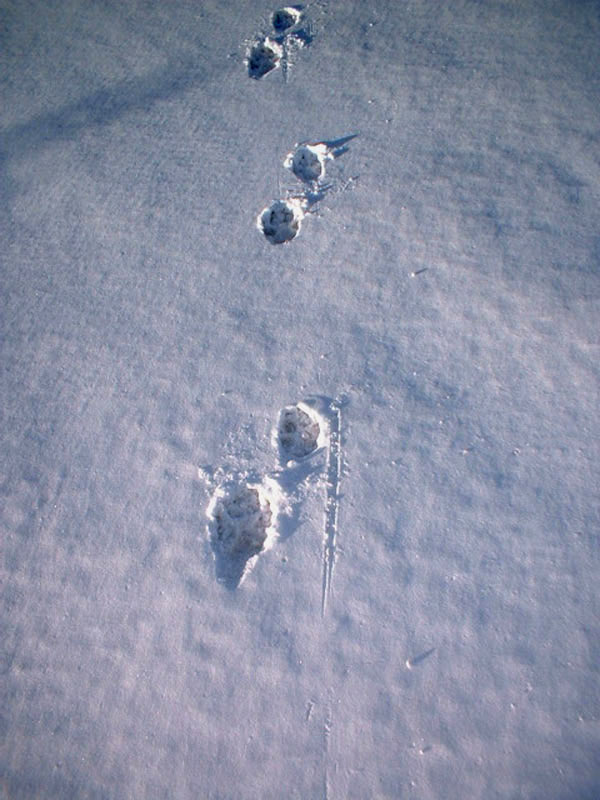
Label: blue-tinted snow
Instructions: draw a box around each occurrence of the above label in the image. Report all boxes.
[1,0,599,798]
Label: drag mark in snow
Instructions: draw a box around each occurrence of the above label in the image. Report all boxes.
[323,704,333,800]
[321,399,342,615]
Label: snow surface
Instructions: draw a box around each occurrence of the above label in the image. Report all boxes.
[1,0,599,798]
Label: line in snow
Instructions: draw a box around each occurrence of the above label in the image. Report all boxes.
[321,399,342,616]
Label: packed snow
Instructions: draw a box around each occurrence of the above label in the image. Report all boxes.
[1,0,599,798]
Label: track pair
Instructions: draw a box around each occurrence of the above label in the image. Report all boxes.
[207,401,327,587]
[258,135,358,244]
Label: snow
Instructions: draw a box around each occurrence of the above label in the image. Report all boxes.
[1,0,599,798]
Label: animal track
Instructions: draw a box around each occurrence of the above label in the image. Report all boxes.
[203,395,344,598]
[273,396,344,615]
[285,143,329,183]
[246,4,317,81]
[247,9,356,245]
[213,483,271,556]
[285,135,358,185]
[247,37,283,79]
[257,136,358,244]
[207,479,278,587]
[272,6,303,34]
[258,198,306,244]
[277,403,323,460]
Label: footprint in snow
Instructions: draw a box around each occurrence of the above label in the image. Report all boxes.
[276,402,323,462]
[284,135,358,185]
[257,198,306,244]
[207,480,276,588]
[246,5,316,81]
[272,6,303,34]
[272,396,344,614]
[202,399,333,587]
[247,37,283,79]
[258,135,357,244]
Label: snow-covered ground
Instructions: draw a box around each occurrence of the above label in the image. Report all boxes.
[1,1,599,797]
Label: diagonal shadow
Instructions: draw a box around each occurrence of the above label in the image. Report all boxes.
[0,53,208,163]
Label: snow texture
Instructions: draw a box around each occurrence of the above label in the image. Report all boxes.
[1,0,600,798]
